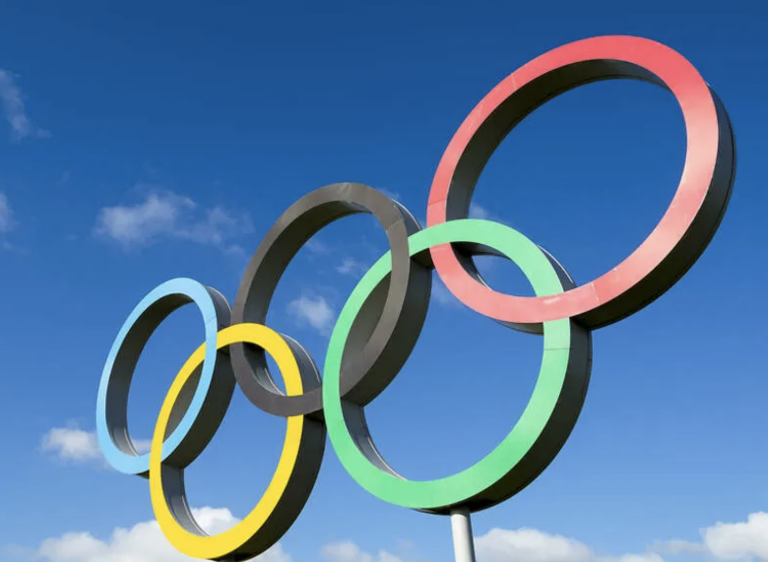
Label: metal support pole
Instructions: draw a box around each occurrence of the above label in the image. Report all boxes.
[450,508,477,562]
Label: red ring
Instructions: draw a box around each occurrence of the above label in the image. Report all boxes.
[426,35,735,329]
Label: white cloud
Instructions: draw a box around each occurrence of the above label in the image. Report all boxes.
[606,552,661,562]
[336,258,368,277]
[42,425,102,462]
[378,188,401,202]
[476,528,593,562]
[469,202,492,220]
[417,201,497,230]
[321,541,403,562]
[94,191,251,253]
[639,512,768,561]
[0,69,49,140]
[475,528,664,562]
[287,294,335,335]
[0,192,15,232]
[30,507,289,562]
[468,202,512,229]
[18,511,768,562]
[41,423,150,465]
[699,511,768,560]
[306,238,331,255]
[431,278,461,308]
[648,539,705,555]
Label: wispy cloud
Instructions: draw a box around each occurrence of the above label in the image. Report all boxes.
[378,188,401,201]
[94,190,252,254]
[0,69,49,140]
[306,238,332,255]
[322,541,406,562]
[647,539,705,555]
[41,423,149,466]
[0,192,18,251]
[431,277,461,308]
[418,201,496,229]
[336,257,368,277]
[287,293,335,335]
[0,192,15,233]
[469,202,497,221]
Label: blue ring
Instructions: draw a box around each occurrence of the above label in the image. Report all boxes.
[95,278,223,476]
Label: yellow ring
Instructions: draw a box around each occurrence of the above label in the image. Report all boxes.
[149,323,305,560]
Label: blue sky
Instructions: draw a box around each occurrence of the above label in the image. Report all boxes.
[1,2,768,562]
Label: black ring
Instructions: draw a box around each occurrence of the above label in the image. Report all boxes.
[230,183,432,418]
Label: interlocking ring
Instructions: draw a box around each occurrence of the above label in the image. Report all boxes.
[95,278,233,477]
[426,35,735,330]
[323,219,591,514]
[230,182,431,419]
[96,35,736,561]
[149,323,325,561]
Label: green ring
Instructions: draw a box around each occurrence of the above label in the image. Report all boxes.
[323,219,577,511]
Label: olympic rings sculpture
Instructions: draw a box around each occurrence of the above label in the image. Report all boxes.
[96,35,736,561]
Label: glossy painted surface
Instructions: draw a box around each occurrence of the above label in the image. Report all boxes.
[230,182,430,418]
[324,219,590,513]
[96,35,734,561]
[150,324,325,561]
[427,35,735,329]
[95,278,231,476]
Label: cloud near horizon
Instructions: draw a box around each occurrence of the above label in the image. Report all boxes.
[18,507,288,562]
[14,507,768,562]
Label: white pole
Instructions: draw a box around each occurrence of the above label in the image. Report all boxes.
[450,508,477,562]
